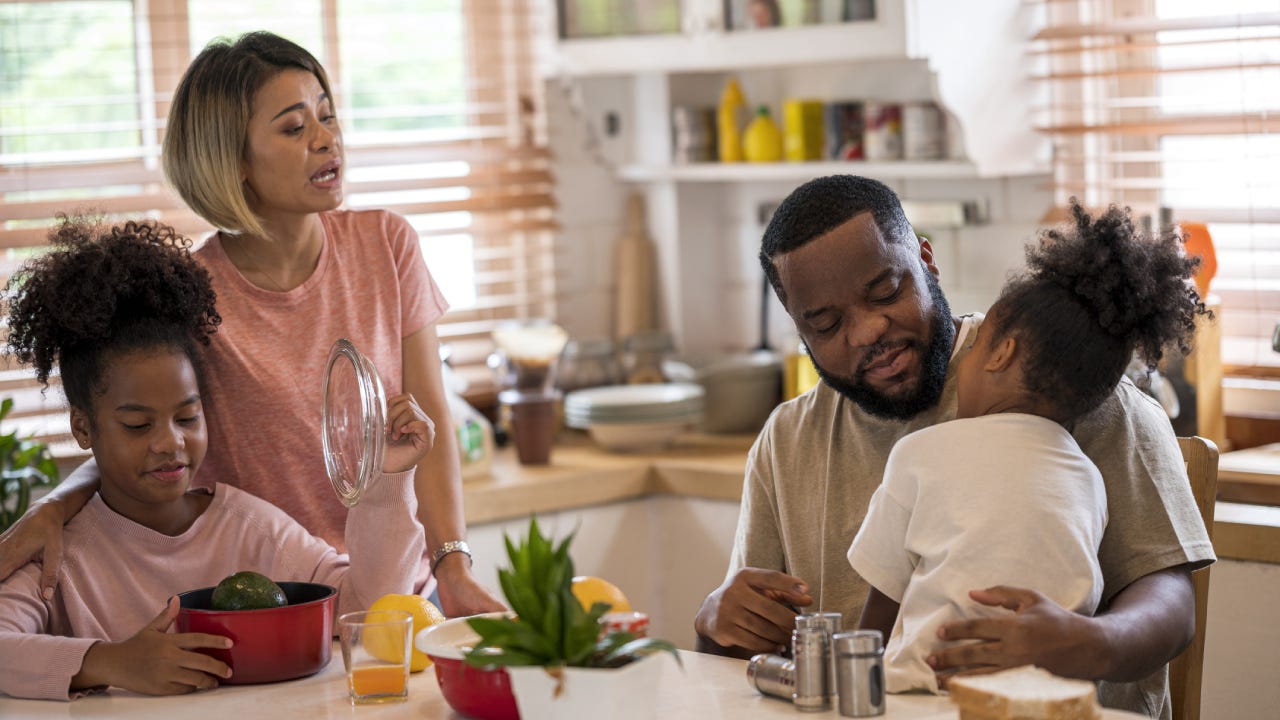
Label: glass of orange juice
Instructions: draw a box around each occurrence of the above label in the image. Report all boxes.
[338,609,412,704]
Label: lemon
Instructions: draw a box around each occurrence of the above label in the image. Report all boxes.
[571,575,632,613]
[364,594,446,672]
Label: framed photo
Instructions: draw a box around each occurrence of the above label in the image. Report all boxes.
[724,0,875,31]
[558,0,681,39]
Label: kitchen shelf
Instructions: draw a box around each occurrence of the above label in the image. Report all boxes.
[616,160,984,183]
[546,21,910,77]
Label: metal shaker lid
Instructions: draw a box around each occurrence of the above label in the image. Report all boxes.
[833,629,884,655]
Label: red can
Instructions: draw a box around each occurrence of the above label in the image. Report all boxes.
[601,610,650,638]
[863,102,903,161]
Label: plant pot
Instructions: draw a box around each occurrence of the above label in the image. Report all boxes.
[505,652,667,720]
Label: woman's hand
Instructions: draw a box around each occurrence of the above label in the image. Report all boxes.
[0,499,68,598]
[73,597,232,695]
[0,460,102,595]
[432,552,506,617]
[382,393,436,474]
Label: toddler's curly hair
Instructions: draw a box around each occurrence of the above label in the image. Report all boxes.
[989,201,1210,422]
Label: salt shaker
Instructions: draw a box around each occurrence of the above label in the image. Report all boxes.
[792,626,830,712]
[796,612,842,701]
[746,653,795,700]
[833,630,885,717]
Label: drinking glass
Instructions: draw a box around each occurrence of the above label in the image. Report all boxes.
[338,609,412,705]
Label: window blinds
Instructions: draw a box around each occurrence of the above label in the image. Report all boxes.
[0,0,556,461]
[1031,0,1279,373]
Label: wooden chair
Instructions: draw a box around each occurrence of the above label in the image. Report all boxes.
[1169,436,1218,720]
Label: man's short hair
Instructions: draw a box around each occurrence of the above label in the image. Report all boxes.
[759,175,914,302]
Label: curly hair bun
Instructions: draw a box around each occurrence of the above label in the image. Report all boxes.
[1029,201,1207,369]
[5,216,221,388]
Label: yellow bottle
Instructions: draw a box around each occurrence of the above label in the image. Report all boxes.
[744,106,783,163]
[717,78,747,163]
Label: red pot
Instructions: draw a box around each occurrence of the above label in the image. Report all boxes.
[176,582,336,685]
[417,613,520,720]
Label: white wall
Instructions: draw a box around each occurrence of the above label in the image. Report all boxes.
[547,84,1055,353]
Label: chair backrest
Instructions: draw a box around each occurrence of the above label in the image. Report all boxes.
[1169,436,1219,720]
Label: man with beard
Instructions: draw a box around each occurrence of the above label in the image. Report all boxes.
[693,176,1213,718]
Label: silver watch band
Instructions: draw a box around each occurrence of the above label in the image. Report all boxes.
[430,540,473,573]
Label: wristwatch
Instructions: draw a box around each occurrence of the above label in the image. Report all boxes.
[430,540,473,573]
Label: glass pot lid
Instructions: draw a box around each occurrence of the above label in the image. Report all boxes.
[322,338,387,508]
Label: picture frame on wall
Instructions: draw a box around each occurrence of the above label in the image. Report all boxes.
[723,0,875,31]
[558,0,681,39]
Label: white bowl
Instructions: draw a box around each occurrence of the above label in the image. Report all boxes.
[586,420,691,452]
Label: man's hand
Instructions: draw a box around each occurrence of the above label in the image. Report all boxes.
[694,568,813,657]
[0,499,67,598]
[74,597,233,695]
[929,586,1103,687]
[433,553,505,617]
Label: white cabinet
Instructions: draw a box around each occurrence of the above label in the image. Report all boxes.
[545,0,1048,354]
[465,495,741,650]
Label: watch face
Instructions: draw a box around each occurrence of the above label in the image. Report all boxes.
[322,338,387,507]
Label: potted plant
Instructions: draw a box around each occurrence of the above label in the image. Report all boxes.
[463,517,680,720]
[0,398,60,533]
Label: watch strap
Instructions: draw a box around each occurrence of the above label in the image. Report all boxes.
[430,540,473,573]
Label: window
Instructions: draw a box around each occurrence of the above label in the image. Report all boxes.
[0,0,555,460]
[1032,0,1279,373]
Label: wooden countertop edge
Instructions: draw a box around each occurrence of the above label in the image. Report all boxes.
[459,438,1280,566]
[1214,502,1280,564]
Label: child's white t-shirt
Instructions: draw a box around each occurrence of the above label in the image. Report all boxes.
[847,413,1107,694]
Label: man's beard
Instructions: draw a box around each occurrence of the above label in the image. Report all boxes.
[808,272,955,420]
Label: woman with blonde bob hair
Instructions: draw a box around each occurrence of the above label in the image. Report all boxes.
[162,32,332,239]
[0,31,505,619]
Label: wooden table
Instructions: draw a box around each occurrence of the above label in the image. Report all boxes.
[1217,442,1280,506]
[0,646,1146,719]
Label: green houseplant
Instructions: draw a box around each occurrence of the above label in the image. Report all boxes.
[465,516,679,673]
[0,398,61,533]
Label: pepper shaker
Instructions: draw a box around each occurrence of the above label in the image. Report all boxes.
[792,626,831,712]
[833,630,885,717]
[796,612,842,701]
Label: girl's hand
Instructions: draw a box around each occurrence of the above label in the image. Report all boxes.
[74,597,232,695]
[382,393,436,474]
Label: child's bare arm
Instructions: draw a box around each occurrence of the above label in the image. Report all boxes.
[857,585,900,642]
[72,597,232,695]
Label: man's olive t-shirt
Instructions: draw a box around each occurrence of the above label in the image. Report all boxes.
[727,314,1215,719]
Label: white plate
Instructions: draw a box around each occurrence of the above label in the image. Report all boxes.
[564,383,704,409]
[415,611,512,661]
[587,420,692,451]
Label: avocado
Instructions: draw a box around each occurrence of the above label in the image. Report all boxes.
[210,571,287,611]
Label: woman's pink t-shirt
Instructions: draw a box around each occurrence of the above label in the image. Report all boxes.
[194,209,447,557]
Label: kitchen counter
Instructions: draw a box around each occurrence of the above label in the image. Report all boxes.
[470,431,1280,566]
[0,645,1143,719]
[1216,442,1280,507]
[460,431,753,525]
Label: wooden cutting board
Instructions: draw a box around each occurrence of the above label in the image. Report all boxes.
[614,192,657,340]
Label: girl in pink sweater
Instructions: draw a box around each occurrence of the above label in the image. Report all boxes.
[0,218,431,700]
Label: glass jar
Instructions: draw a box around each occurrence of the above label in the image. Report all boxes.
[621,331,674,384]
[557,338,622,392]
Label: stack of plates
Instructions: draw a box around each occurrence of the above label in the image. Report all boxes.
[564,383,704,451]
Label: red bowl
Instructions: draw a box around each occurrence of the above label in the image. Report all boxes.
[416,613,519,720]
[176,582,336,685]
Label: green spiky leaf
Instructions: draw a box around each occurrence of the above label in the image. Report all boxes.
[462,515,682,671]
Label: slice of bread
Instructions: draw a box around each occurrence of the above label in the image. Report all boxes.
[948,665,1102,720]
